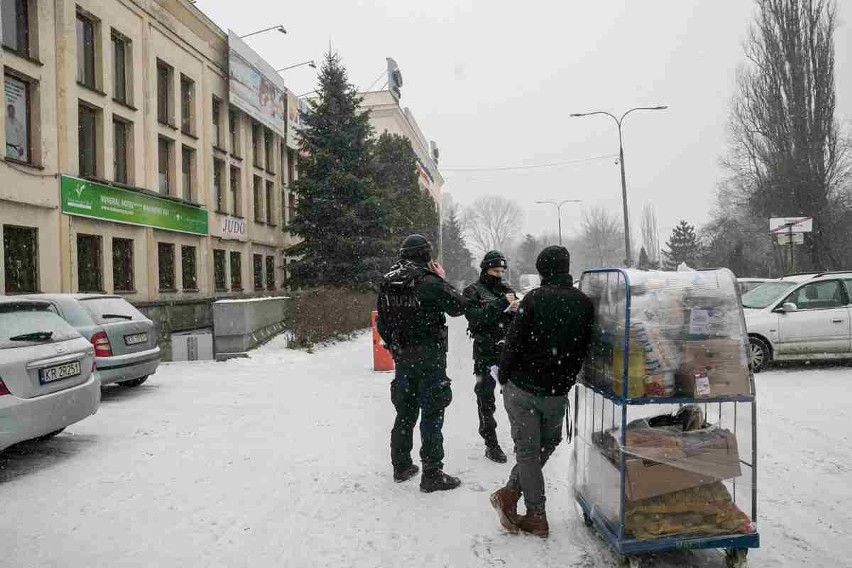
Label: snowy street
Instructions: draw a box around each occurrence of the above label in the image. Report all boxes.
[2,318,851,567]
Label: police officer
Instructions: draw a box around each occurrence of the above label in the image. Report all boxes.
[377,234,470,493]
[463,251,519,463]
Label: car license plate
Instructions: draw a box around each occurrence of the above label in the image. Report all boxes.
[124,333,148,346]
[39,361,82,384]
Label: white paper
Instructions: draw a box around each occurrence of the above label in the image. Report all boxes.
[689,309,710,335]
[490,365,499,382]
[695,373,711,397]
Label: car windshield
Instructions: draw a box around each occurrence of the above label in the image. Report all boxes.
[741,281,797,309]
[0,306,81,350]
[79,298,146,324]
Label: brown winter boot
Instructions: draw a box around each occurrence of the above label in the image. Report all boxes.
[516,509,549,538]
[489,486,520,534]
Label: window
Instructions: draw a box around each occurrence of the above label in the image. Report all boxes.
[112,31,130,104]
[113,118,130,183]
[1,0,29,56]
[287,193,296,223]
[156,60,172,125]
[287,148,297,185]
[157,242,175,291]
[4,74,31,163]
[213,158,224,212]
[78,104,98,177]
[266,181,274,226]
[252,123,262,167]
[253,254,263,290]
[230,166,241,216]
[77,234,103,292]
[180,75,194,134]
[211,97,221,147]
[112,238,133,292]
[253,176,263,223]
[785,280,846,311]
[3,225,38,293]
[76,13,97,89]
[158,137,172,193]
[265,129,274,172]
[229,109,239,155]
[281,190,287,228]
[181,146,194,201]
[214,249,227,291]
[229,251,242,290]
[265,255,275,290]
[181,245,197,290]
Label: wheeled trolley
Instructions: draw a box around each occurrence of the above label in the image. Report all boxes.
[574,268,759,567]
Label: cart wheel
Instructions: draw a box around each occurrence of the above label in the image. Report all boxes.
[616,555,641,568]
[582,512,594,527]
[725,548,748,568]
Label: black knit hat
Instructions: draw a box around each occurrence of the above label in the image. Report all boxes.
[399,234,432,262]
[480,250,507,271]
[535,246,571,277]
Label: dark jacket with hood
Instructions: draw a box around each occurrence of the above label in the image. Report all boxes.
[377,258,469,361]
[498,246,595,397]
[463,274,515,375]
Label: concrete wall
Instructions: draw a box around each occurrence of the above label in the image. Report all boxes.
[212,296,293,357]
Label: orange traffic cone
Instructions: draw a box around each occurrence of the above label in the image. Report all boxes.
[371,310,395,372]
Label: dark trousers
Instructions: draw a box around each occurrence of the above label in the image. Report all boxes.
[474,373,498,446]
[390,354,453,473]
[503,381,565,512]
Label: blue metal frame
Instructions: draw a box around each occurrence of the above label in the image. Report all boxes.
[576,268,760,558]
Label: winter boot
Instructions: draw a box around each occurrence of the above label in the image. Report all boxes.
[489,486,520,533]
[485,444,507,463]
[419,470,462,493]
[516,509,549,538]
[393,464,419,483]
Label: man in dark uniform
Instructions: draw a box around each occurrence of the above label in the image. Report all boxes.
[377,234,471,493]
[463,251,519,463]
[489,245,594,537]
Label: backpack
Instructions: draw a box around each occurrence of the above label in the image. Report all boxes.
[378,261,426,350]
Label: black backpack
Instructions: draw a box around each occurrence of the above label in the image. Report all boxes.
[378,261,426,350]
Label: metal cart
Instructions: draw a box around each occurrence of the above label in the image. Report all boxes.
[573,268,759,568]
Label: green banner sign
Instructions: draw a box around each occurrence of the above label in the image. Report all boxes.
[60,176,208,235]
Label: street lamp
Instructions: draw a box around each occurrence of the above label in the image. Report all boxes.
[239,25,287,39]
[536,200,582,246]
[570,105,668,267]
[276,60,317,73]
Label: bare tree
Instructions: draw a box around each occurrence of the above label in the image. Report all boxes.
[640,203,660,263]
[461,195,524,256]
[580,206,624,267]
[722,0,851,271]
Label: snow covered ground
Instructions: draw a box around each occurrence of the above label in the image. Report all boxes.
[2,318,851,567]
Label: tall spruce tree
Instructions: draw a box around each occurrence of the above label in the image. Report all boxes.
[286,53,387,286]
[441,205,476,285]
[663,220,701,270]
[516,234,540,275]
[638,247,652,270]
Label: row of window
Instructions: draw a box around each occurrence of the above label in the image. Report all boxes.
[2,224,281,295]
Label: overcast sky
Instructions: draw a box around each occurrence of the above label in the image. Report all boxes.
[200,0,852,248]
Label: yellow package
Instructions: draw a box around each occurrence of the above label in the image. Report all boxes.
[613,342,645,398]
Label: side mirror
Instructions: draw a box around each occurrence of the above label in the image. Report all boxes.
[780,302,798,313]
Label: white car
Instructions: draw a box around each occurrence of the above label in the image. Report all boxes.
[0,298,101,451]
[737,277,772,295]
[743,272,852,371]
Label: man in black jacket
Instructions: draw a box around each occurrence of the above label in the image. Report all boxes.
[463,251,519,463]
[377,234,470,493]
[489,246,594,537]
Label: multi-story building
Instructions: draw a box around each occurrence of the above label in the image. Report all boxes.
[1,0,299,352]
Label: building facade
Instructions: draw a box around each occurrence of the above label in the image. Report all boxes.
[1,0,298,316]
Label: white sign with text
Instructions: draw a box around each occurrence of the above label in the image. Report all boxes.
[219,215,247,241]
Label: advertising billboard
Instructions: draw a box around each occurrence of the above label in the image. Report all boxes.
[228,30,288,139]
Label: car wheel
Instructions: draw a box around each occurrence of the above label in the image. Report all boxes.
[120,376,148,388]
[36,428,65,441]
[749,337,771,373]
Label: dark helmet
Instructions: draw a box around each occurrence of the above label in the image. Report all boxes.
[399,234,432,262]
[480,250,507,271]
[535,246,571,277]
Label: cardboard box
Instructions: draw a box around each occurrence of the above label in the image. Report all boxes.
[584,430,742,504]
[677,339,751,397]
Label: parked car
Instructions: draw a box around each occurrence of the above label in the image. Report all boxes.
[0,298,100,451]
[518,273,541,294]
[737,277,772,295]
[21,294,160,387]
[742,272,852,371]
